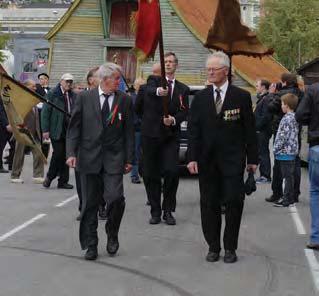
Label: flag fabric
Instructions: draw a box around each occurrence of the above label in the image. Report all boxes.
[205,0,273,57]
[0,73,47,163]
[132,0,161,62]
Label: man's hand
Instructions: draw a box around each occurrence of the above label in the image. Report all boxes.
[246,164,257,173]
[6,125,12,133]
[163,115,175,126]
[66,157,76,168]
[43,132,50,140]
[124,163,132,174]
[187,161,198,174]
[157,87,168,97]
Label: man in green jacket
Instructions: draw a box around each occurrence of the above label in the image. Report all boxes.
[41,73,75,189]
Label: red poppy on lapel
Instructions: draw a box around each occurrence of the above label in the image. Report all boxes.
[179,95,186,110]
[110,104,119,125]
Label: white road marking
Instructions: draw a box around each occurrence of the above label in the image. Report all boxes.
[55,195,78,208]
[289,206,307,235]
[0,214,46,242]
[305,249,319,292]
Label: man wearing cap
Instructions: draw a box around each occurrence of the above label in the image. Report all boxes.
[41,73,75,189]
[36,73,50,98]
[36,73,51,159]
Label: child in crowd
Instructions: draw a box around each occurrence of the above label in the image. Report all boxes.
[273,93,299,207]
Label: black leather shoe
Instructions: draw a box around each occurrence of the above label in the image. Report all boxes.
[57,183,74,189]
[85,247,98,260]
[206,251,220,262]
[149,216,161,224]
[224,250,237,263]
[0,167,9,173]
[306,243,319,250]
[42,177,52,188]
[265,195,281,202]
[163,212,176,225]
[106,236,119,255]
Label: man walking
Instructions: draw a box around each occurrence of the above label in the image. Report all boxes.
[140,53,189,225]
[66,63,134,260]
[187,52,258,263]
[296,83,319,249]
[41,73,75,189]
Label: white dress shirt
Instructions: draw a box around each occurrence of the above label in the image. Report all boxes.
[98,86,114,110]
[213,80,229,104]
[156,77,176,98]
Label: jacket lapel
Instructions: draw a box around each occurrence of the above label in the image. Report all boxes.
[92,88,102,121]
[206,86,217,116]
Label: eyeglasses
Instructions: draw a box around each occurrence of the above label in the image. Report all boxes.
[206,66,225,72]
[65,80,73,84]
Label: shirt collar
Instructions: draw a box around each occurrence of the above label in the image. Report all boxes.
[166,77,175,83]
[213,80,229,94]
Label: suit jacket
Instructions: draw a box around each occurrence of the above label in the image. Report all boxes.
[35,84,50,97]
[66,88,134,175]
[188,85,258,176]
[41,83,75,140]
[137,75,189,138]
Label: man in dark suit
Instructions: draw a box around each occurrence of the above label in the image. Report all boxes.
[41,73,75,189]
[137,53,189,225]
[187,52,258,263]
[35,73,51,159]
[66,63,134,260]
[36,73,50,97]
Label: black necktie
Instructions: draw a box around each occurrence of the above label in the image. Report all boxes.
[167,80,173,99]
[215,88,222,114]
[101,94,110,128]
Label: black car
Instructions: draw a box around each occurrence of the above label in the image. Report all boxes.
[178,86,204,174]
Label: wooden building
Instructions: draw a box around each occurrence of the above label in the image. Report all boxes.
[46,0,287,91]
[297,58,319,86]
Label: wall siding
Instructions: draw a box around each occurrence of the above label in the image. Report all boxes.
[49,0,104,85]
[49,33,104,85]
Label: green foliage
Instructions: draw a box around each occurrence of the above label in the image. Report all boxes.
[257,0,319,71]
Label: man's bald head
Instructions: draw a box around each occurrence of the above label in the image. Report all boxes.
[152,63,161,76]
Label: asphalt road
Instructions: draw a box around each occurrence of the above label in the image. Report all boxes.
[0,155,317,296]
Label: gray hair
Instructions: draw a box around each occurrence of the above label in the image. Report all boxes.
[206,51,230,68]
[23,79,36,87]
[98,62,122,80]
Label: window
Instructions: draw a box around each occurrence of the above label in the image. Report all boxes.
[109,1,138,39]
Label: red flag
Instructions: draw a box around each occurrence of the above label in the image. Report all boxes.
[133,0,161,62]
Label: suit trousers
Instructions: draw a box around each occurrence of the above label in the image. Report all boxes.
[79,171,125,250]
[142,135,179,217]
[199,168,245,252]
[257,131,271,179]
[75,169,105,212]
[46,139,69,184]
[11,141,44,178]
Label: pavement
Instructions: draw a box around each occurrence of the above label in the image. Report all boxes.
[0,155,317,296]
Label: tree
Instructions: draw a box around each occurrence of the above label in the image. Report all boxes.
[257,0,319,72]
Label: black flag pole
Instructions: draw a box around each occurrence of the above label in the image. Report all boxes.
[157,1,169,117]
[1,73,70,117]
